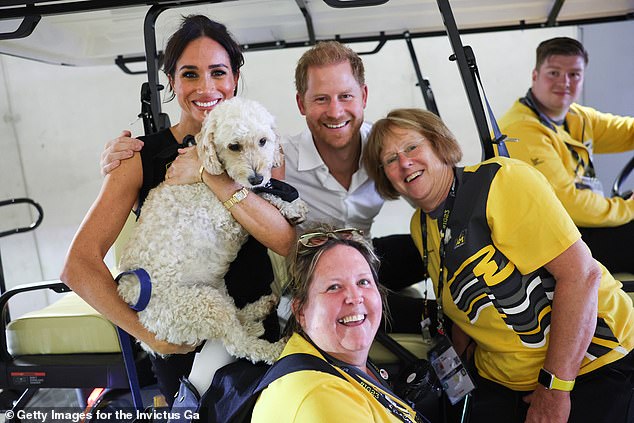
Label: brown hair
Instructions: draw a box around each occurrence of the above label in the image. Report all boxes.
[363,108,463,200]
[162,15,244,101]
[294,41,365,97]
[535,37,588,69]
[284,224,388,337]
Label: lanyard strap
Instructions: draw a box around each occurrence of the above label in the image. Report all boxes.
[472,66,509,157]
[564,118,595,177]
[113,267,152,412]
[420,174,457,335]
[520,91,595,177]
[115,268,152,311]
[309,336,426,423]
[339,364,424,423]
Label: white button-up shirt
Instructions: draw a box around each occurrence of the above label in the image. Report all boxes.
[281,122,384,236]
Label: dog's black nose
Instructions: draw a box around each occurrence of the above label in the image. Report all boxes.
[249,174,264,186]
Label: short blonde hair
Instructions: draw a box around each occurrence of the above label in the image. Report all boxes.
[363,108,463,200]
[294,41,365,97]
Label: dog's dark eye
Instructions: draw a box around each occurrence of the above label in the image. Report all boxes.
[259,138,267,147]
[228,143,241,152]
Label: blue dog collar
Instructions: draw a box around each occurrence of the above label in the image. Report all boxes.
[115,268,152,312]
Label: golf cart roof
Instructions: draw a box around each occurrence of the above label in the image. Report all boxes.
[1,0,632,67]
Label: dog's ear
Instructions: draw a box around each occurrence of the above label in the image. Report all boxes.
[272,129,284,168]
[197,120,224,175]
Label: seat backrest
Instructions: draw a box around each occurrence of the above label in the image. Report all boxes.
[113,211,138,272]
[7,292,121,355]
[267,250,290,297]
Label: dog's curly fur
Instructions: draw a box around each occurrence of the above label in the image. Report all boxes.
[117,98,306,364]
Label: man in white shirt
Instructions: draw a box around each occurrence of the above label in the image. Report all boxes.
[282,42,426,333]
[101,41,426,333]
[282,121,380,235]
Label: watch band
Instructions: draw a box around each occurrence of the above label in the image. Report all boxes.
[223,187,248,210]
[538,368,575,391]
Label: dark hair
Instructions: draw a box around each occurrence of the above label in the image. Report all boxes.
[162,15,244,101]
[535,37,588,69]
[294,41,365,97]
[363,108,463,200]
[284,224,388,337]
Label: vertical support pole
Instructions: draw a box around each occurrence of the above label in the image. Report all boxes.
[436,0,494,160]
[116,328,145,411]
[546,0,566,27]
[143,5,168,133]
[404,31,441,117]
[0,253,5,295]
[295,0,316,45]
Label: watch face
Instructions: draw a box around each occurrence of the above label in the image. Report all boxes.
[537,368,575,391]
[236,189,248,200]
[538,369,552,389]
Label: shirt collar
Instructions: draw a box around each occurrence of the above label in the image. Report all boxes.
[297,128,326,171]
[521,89,579,131]
[296,122,372,175]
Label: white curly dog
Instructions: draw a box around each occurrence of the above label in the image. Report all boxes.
[117,97,305,364]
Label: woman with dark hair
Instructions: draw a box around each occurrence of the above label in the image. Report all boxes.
[61,15,295,405]
[252,225,427,422]
[362,108,634,423]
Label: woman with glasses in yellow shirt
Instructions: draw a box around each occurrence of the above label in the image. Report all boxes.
[361,108,634,423]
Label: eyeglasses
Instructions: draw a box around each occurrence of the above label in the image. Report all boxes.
[380,140,424,168]
[297,228,364,248]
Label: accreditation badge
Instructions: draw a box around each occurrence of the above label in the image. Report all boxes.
[428,335,476,405]
[575,174,605,196]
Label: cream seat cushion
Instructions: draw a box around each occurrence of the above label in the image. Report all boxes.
[369,333,432,364]
[7,292,121,355]
[7,210,139,356]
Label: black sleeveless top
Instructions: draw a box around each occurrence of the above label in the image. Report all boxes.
[137,128,278,339]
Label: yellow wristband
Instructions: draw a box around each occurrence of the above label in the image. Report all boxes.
[199,166,205,183]
[538,368,575,391]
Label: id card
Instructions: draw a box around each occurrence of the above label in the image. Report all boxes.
[420,318,433,344]
[428,335,475,405]
[575,175,604,196]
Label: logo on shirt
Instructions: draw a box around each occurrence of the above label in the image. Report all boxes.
[454,229,467,249]
[530,157,544,166]
[449,246,553,348]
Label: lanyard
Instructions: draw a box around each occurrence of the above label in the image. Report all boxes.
[308,337,425,423]
[520,91,595,177]
[472,65,510,157]
[564,119,596,177]
[420,174,457,335]
[338,363,424,423]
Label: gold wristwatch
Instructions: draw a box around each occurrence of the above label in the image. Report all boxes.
[223,187,248,210]
[538,368,575,391]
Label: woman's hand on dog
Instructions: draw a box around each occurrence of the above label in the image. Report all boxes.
[165,146,202,185]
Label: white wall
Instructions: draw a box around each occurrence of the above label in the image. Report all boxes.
[0,21,632,308]
[581,21,634,194]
